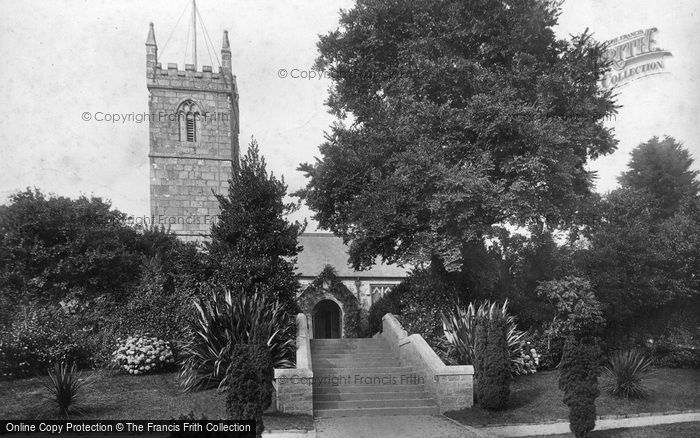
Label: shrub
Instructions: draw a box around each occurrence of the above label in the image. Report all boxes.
[367,288,401,335]
[249,342,274,411]
[654,346,700,368]
[178,289,294,392]
[530,326,565,370]
[114,256,198,343]
[226,343,269,438]
[442,300,535,375]
[647,340,700,369]
[521,342,541,374]
[40,362,93,419]
[111,335,174,375]
[367,268,458,347]
[559,336,602,438]
[474,313,511,410]
[602,349,654,399]
[536,277,605,338]
[0,308,94,379]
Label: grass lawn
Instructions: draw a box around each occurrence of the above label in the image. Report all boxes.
[446,368,700,426]
[527,421,700,437]
[0,371,314,431]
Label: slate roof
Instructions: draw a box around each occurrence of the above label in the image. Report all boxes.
[296,233,409,279]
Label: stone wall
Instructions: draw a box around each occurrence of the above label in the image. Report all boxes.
[273,313,314,415]
[378,313,474,413]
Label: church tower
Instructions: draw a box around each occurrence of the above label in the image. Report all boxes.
[146,22,239,240]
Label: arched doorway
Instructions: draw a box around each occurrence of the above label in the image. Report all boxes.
[313,299,341,339]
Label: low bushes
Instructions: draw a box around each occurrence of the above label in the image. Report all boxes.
[648,342,700,369]
[111,336,175,375]
[0,308,95,379]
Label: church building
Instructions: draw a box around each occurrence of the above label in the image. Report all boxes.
[145,23,406,338]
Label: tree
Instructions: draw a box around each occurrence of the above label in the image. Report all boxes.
[0,188,142,310]
[536,277,605,337]
[208,139,304,310]
[581,188,700,327]
[537,277,603,438]
[619,136,699,218]
[297,0,617,272]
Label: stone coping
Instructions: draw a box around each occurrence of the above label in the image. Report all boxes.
[273,313,313,378]
[384,313,473,377]
[274,368,312,378]
[295,313,312,371]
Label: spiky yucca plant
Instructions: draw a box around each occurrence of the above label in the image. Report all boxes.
[602,349,654,399]
[442,299,528,375]
[178,289,294,392]
[40,363,93,419]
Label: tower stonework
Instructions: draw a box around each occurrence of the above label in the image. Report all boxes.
[146,23,239,240]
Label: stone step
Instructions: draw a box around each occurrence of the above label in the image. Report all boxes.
[311,351,396,357]
[313,366,418,375]
[313,384,427,394]
[311,351,394,357]
[311,345,389,352]
[311,338,384,344]
[314,405,439,418]
[313,358,399,367]
[314,391,428,402]
[314,398,436,410]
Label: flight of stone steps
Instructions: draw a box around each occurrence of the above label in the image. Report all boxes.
[311,338,438,417]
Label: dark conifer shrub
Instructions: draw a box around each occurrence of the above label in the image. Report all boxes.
[475,313,511,409]
[558,336,602,438]
[250,340,274,411]
[226,343,265,437]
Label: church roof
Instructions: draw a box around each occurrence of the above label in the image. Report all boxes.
[296,233,409,279]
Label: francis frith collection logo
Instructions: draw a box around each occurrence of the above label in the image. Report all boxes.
[600,27,672,88]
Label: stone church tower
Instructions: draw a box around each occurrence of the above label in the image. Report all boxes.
[146,23,239,240]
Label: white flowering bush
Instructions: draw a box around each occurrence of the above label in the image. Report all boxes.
[518,341,541,375]
[112,335,174,375]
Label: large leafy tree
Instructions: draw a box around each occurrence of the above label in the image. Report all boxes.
[619,136,699,218]
[297,0,617,271]
[0,189,142,309]
[581,138,700,327]
[208,139,304,310]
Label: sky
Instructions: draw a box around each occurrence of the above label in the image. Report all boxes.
[0,0,698,228]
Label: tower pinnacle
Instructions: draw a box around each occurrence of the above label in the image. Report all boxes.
[222,30,231,52]
[146,22,157,46]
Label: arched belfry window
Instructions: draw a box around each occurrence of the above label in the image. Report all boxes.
[177,100,201,142]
